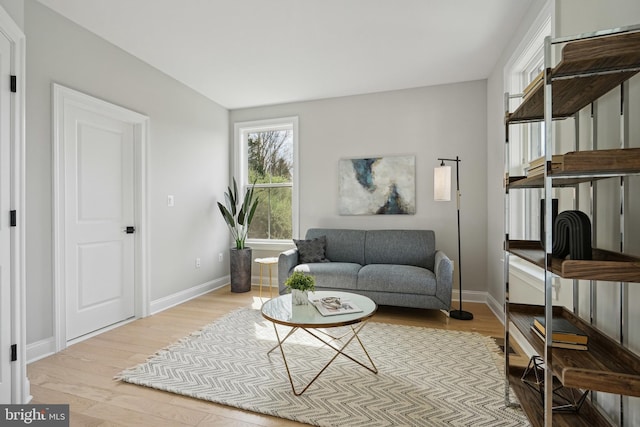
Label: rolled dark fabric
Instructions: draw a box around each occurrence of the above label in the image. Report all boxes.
[552,210,592,260]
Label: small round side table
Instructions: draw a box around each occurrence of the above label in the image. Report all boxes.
[254,257,278,299]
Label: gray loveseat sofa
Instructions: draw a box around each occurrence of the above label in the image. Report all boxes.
[278,228,453,311]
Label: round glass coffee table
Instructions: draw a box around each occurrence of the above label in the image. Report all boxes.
[261,291,378,395]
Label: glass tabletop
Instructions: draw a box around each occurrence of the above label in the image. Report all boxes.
[261,291,377,328]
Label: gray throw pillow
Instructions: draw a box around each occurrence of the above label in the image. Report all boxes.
[294,236,330,263]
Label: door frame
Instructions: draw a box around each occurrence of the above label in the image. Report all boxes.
[52,84,150,351]
[0,5,26,404]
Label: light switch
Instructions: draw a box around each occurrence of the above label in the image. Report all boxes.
[167,195,175,207]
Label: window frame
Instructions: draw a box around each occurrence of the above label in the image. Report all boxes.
[233,117,299,250]
[504,13,551,241]
[522,56,545,240]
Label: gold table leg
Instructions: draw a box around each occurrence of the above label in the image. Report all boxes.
[258,263,263,299]
[269,321,377,396]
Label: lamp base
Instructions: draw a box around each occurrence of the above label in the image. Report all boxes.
[450,309,474,321]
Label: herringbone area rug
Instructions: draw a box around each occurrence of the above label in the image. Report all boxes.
[117,307,529,427]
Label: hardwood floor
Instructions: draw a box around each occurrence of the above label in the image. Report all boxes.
[28,286,520,426]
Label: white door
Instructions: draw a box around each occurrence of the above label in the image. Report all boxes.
[0,30,12,402]
[63,101,136,341]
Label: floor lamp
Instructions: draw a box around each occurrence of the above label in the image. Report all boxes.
[434,156,473,320]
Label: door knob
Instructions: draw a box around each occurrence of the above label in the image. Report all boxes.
[125,226,136,234]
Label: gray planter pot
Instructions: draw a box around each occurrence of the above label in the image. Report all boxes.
[230,247,252,293]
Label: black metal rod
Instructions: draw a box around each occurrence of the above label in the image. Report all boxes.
[437,156,473,320]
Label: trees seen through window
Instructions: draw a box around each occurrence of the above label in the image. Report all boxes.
[247,129,293,240]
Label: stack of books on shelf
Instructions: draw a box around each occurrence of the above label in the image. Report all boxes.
[503,174,526,187]
[526,155,564,178]
[531,316,588,350]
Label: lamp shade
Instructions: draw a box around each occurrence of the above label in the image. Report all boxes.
[434,165,452,201]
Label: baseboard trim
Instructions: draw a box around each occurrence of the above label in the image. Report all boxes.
[26,277,231,364]
[25,281,493,363]
[486,293,504,324]
[252,282,485,303]
[26,337,56,364]
[150,276,230,315]
[486,293,536,359]
[251,274,278,291]
[453,289,487,304]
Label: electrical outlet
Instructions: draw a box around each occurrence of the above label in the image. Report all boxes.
[218,253,223,262]
[167,195,175,207]
[195,257,201,268]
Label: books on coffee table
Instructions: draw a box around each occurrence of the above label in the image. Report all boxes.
[310,296,363,316]
[531,316,588,350]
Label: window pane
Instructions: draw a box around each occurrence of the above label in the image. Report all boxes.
[248,130,293,184]
[246,128,293,240]
[249,187,292,240]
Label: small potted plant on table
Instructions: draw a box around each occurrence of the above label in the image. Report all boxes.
[284,271,316,305]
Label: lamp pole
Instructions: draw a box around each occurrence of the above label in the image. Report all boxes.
[437,156,473,321]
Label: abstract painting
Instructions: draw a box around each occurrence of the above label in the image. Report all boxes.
[339,155,415,215]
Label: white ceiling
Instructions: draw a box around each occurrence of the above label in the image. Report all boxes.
[37,0,533,109]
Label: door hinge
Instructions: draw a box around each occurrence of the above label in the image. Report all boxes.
[10,210,16,227]
[10,344,17,362]
[10,75,16,93]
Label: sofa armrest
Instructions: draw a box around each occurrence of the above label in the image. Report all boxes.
[434,250,453,308]
[278,248,299,294]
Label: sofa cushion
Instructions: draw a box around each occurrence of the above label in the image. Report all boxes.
[293,262,361,290]
[357,264,437,295]
[306,228,366,265]
[294,236,330,263]
[364,230,435,270]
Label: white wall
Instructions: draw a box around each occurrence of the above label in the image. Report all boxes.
[24,1,230,346]
[231,81,489,295]
[0,0,22,29]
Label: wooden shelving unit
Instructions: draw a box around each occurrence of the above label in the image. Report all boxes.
[508,31,640,123]
[503,25,640,427]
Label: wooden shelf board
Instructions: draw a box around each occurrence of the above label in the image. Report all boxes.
[507,174,597,189]
[508,31,640,123]
[508,72,639,122]
[507,240,640,282]
[508,304,640,397]
[507,148,640,189]
[508,366,611,427]
[557,147,640,176]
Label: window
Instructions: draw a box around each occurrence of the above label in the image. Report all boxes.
[505,14,550,241]
[522,58,545,241]
[234,117,299,246]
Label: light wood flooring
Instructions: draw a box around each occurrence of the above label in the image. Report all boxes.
[28,286,523,426]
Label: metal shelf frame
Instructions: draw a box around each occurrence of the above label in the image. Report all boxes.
[503,23,640,427]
